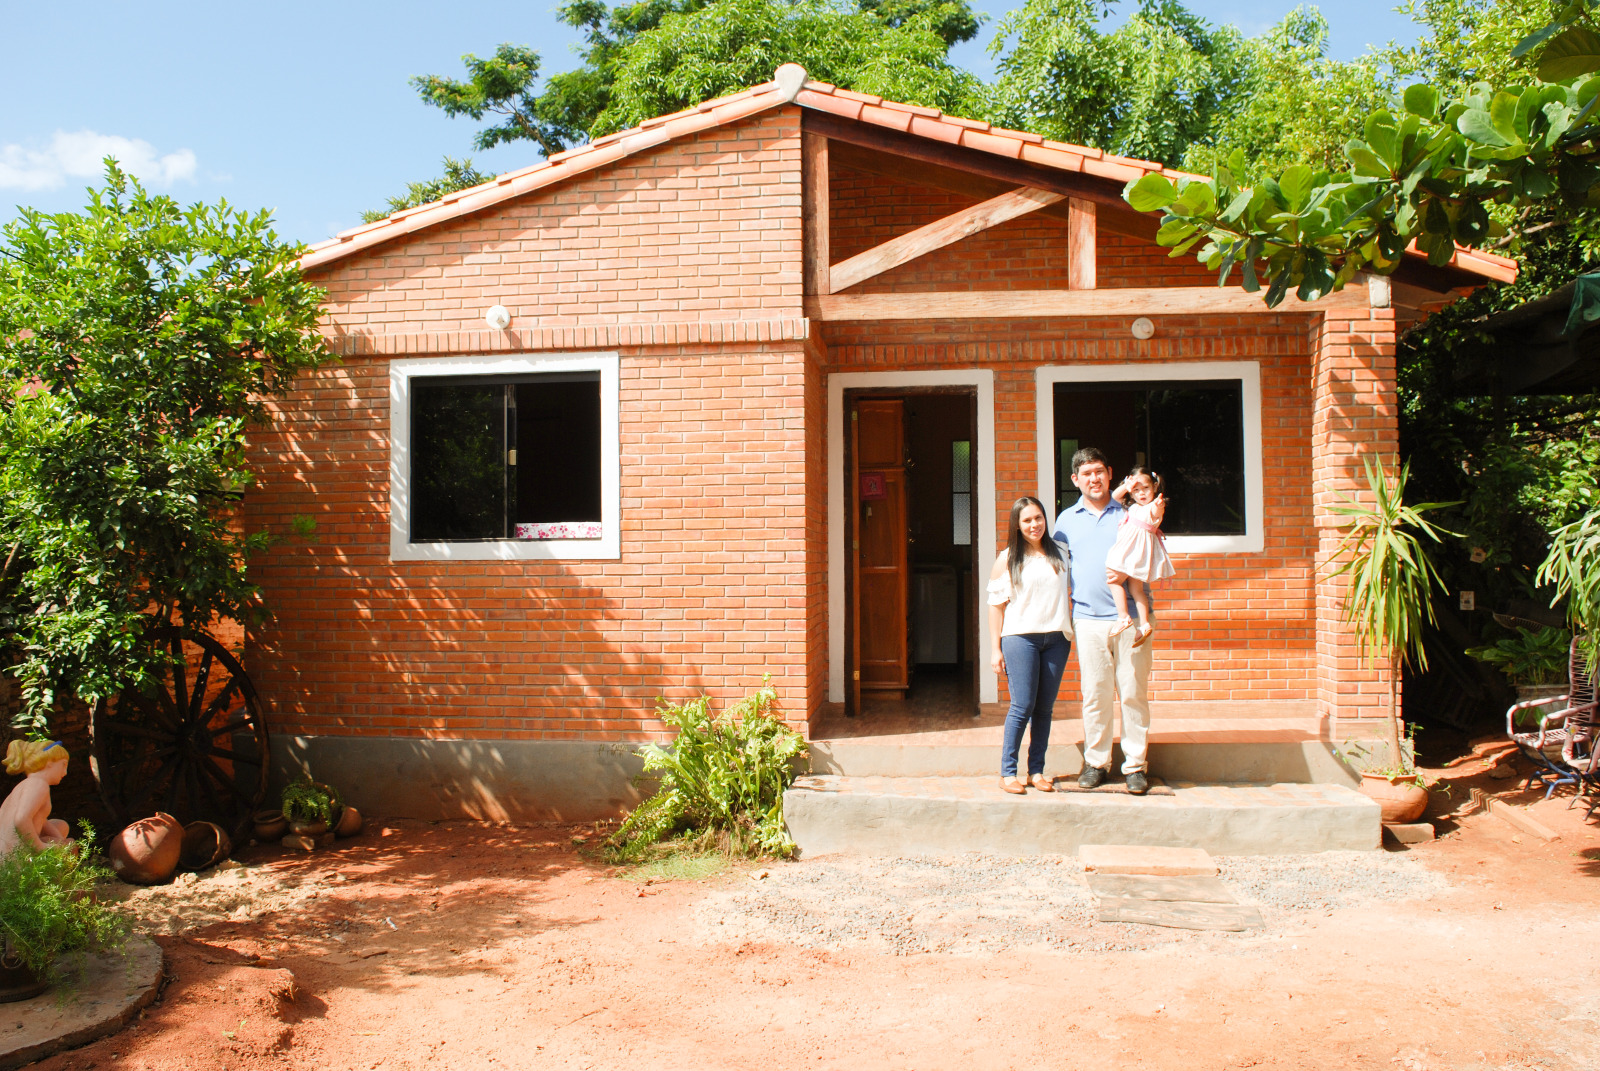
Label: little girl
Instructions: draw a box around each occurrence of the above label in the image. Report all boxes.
[1105,466,1175,646]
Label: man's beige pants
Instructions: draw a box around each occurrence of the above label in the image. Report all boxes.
[1072,616,1153,775]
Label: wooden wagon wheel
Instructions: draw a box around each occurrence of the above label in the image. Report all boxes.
[89,627,269,846]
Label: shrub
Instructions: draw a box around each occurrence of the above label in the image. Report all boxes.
[0,829,129,982]
[608,679,807,861]
[1466,626,1571,688]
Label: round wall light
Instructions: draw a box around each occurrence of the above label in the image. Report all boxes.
[485,305,512,331]
[1131,317,1155,340]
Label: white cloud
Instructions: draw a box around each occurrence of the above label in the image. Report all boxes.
[0,130,197,191]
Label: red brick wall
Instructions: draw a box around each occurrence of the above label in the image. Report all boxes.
[251,104,1398,750]
[249,112,815,744]
[820,315,1322,708]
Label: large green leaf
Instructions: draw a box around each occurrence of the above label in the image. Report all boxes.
[1125,173,1178,213]
[1457,107,1512,147]
[1278,165,1313,212]
[1539,26,1600,81]
[1402,84,1439,119]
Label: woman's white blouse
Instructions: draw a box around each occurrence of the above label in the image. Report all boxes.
[986,543,1073,637]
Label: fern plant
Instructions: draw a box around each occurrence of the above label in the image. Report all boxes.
[280,777,340,825]
[1536,505,1600,673]
[0,826,129,982]
[608,678,808,861]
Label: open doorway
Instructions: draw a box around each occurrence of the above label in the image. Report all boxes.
[846,388,979,719]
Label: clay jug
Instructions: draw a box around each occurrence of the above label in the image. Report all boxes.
[1360,773,1429,824]
[109,813,184,885]
[253,809,287,841]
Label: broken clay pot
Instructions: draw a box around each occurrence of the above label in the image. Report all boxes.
[334,805,363,838]
[109,813,184,885]
[179,821,232,871]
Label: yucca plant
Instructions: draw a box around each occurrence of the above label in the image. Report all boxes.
[1324,459,1459,774]
[609,677,808,861]
[1535,505,1600,672]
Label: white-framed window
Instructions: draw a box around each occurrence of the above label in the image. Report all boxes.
[1035,361,1264,554]
[389,352,621,561]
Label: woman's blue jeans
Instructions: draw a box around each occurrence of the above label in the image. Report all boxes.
[999,631,1071,779]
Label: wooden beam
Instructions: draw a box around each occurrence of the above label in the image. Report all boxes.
[828,139,1157,242]
[802,132,830,296]
[1068,199,1096,290]
[805,286,1371,321]
[828,186,1064,294]
[804,110,1134,214]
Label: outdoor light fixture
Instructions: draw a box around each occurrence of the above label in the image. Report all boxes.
[1130,317,1155,340]
[485,305,512,331]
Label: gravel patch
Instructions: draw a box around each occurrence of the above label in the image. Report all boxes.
[698,851,1449,955]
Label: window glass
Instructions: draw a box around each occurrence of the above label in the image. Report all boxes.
[411,382,507,541]
[410,373,601,543]
[951,440,972,546]
[1053,381,1245,536]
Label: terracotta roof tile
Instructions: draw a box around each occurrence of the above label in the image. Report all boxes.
[301,68,1516,288]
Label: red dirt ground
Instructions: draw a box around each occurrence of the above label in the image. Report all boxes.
[27,754,1600,1071]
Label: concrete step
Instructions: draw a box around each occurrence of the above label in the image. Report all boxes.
[810,715,1359,787]
[783,775,1380,858]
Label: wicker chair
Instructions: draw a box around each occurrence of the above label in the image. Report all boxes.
[1504,637,1597,802]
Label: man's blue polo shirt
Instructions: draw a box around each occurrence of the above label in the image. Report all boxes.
[1053,498,1151,621]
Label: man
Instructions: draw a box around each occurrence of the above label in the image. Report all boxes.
[1052,447,1153,795]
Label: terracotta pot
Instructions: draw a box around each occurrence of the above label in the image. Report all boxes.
[253,809,288,841]
[1360,773,1429,824]
[289,818,328,837]
[179,821,232,871]
[334,805,363,838]
[0,939,47,1004]
[109,813,184,885]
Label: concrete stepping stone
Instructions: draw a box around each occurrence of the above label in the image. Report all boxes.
[1097,898,1264,931]
[1085,872,1235,903]
[1079,843,1217,876]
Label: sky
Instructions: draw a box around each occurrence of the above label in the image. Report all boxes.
[1,1,1425,247]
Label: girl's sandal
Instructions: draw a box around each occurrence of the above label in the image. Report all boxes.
[1000,778,1026,795]
[1132,625,1154,648]
[1108,617,1134,639]
[1029,774,1055,793]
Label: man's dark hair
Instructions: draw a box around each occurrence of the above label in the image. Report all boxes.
[1070,446,1110,475]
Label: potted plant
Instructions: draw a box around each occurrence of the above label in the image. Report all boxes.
[1325,460,1458,823]
[0,827,130,1000]
[280,777,341,837]
[1467,625,1572,718]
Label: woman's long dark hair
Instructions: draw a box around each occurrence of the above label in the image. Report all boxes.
[1006,496,1066,590]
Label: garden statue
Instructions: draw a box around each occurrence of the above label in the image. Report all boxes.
[0,740,72,856]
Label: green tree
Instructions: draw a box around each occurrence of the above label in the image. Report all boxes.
[361,157,496,224]
[982,0,1249,167]
[0,165,330,732]
[595,0,981,133]
[1180,8,1394,180]
[1123,1,1597,306]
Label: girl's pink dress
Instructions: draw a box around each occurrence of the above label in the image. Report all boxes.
[1104,501,1175,583]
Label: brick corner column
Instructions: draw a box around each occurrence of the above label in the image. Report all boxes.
[1310,307,1399,742]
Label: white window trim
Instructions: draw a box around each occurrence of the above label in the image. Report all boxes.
[389,352,621,561]
[828,369,998,705]
[1035,361,1264,554]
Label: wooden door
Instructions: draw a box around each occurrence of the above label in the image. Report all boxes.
[852,398,909,699]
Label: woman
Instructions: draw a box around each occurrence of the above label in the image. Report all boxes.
[987,496,1073,794]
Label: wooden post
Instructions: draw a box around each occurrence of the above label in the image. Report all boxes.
[1068,198,1096,290]
[802,132,830,296]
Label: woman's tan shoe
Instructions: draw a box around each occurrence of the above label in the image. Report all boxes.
[1029,774,1055,792]
[1000,778,1026,795]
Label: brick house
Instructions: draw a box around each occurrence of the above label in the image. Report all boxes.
[250,65,1515,820]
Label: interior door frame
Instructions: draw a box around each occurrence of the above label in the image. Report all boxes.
[829,369,997,707]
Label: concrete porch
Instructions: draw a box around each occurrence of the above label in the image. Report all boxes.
[794,674,1377,857]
